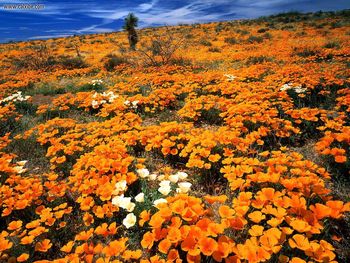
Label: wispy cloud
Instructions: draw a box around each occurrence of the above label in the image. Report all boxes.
[1,0,349,42]
[28,34,72,40]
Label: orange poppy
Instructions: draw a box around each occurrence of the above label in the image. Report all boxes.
[141,231,156,249]
[139,210,151,227]
[20,235,34,245]
[35,239,52,252]
[249,225,264,237]
[198,237,218,256]
[7,220,22,231]
[17,253,29,262]
[288,234,310,251]
[158,239,171,254]
[61,241,74,253]
[219,205,235,218]
[248,211,266,223]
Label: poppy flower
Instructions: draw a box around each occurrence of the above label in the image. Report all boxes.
[288,234,310,251]
[35,239,52,252]
[7,220,22,231]
[17,253,29,262]
[198,237,218,256]
[158,239,171,254]
[123,213,137,229]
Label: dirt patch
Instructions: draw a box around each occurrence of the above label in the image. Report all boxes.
[31,94,60,106]
[291,139,324,166]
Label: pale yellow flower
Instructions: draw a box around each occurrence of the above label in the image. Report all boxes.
[123,213,136,229]
[135,193,145,202]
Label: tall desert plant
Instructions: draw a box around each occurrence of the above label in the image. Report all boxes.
[123,13,139,50]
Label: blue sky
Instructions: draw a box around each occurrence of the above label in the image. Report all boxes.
[0,0,349,43]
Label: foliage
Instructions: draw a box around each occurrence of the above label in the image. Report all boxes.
[103,54,129,71]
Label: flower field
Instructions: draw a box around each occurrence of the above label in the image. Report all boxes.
[0,11,350,263]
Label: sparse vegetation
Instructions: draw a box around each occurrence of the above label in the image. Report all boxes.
[103,54,129,71]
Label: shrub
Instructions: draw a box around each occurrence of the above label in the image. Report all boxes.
[324,41,341,49]
[236,29,250,35]
[11,44,58,70]
[257,28,269,33]
[215,23,224,33]
[169,57,192,66]
[224,37,238,45]
[59,56,87,69]
[246,55,273,65]
[247,35,264,43]
[208,47,221,52]
[137,27,186,66]
[294,47,318,57]
[103,54,129,71]
[199,39,212,46]
[262,32,272,40]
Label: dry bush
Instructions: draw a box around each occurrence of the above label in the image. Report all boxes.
[136,27,187,66]
[11,44,56,70]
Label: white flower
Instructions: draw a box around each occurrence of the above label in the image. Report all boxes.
[153,198,167,208]
[114,180,127,194]
[125,202,136,212]
[280,83,292,91]
[92,92,98,98]
[16,160,28,166]
[176,182,192,194]
[112,195,134,211]
[0,92,31,105]
[132,100,139,106]
[137,168,150,178]
[149,173,157,181]
[118,197,132,209]
[159,180,170,187]
[168,174,179,183]
[157,174,165,181]
[123,213,136,229]
[224,74,237,81]
[158,185,171,196]
[111,195,124,206]
[124,100,130,106]
[176,172,188,180]
[294,86,307,93]
[135,193,145,202]
[91,100,99,108]
[13,166,27,174]
[158,180,171,195]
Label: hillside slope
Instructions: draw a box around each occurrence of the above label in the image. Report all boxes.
[0,10,350,262]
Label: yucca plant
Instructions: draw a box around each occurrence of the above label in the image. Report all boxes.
[123,13,139,50]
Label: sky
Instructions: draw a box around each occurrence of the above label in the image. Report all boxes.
[0,0,349,43]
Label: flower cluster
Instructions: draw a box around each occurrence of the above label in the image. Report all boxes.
[91,91,119,109]
[124,99,139,109]
[0,91,31,105]
[280,83,307,93]
[90,79,103,86]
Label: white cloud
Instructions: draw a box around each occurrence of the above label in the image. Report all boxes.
[28,34,71,40]
[139,0,159,12]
